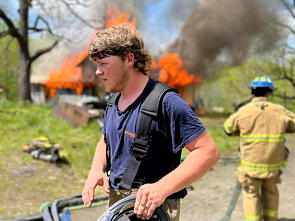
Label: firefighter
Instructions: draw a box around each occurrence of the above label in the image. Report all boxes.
[223,75,295,221]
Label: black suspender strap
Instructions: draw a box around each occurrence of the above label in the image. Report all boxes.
[104,93,120,174]
[118,82,177,190]
[106,93,120,118]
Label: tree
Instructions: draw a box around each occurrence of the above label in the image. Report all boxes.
[269,0,295,101]
[0,0,102,101]
[0,23,19,100]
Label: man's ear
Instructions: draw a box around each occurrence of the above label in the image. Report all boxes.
[125,53,135,67]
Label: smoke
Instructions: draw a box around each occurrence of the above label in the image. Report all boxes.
[138,0,199,54]
[98,0,199,55]
[168,0,282,75]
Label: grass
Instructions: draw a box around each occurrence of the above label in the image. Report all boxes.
[0,100,100,177]
[199,115,239,155]
[0,100,102,219]
[0,100,238,220]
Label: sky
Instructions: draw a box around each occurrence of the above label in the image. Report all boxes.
[138,0,199,55]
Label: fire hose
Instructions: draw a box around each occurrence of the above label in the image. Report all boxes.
[219,180,242,221]
[218,155,241,221]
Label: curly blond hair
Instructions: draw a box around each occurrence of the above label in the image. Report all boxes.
[89,24,152,75]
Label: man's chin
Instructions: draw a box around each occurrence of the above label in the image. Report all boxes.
[106,87,119,94]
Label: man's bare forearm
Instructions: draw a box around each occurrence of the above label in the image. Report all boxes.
[134,131,219,219]
[88,135,107,175]
[157,131,219,196]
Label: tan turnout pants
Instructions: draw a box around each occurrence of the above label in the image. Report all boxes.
[109,188,180,221]
[238,172,280,221]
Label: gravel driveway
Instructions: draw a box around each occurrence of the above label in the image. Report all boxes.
[180,135,295,221]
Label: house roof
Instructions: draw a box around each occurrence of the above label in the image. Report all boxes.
[30,74,48,84]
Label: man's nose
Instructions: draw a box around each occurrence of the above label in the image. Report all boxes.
[96,68,103,76]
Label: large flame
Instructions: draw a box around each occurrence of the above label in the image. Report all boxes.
[43,47,96,98]
[157,53,202,92]
[104,6,136,28]
[43,7,136,98]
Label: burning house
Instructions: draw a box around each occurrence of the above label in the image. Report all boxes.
[157,53,202,105]
[30,0,280,116]
[30,6,136,105]
[30,48,105,105]
[30,6,203,115]
[43,49,101,98]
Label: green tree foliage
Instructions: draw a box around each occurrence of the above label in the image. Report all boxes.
[0,0,101,101]
[199,60,295,113]
[0,23,18,100]
[260,56,295,110]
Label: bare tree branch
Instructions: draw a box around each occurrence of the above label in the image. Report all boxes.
[72,0,90,7]
[0,8,21,39]
[59,0,100,29]
[28,27,46,32]
[60,0,89,7]
[34,0,51,18]
[31,15,54,35]
[280,0,295,19]
[0,8,28,53]
[0,30,10,38]
[276,21,295,35]
[29,40,58,64]
[284,43,295,54]
[1,0,103,101]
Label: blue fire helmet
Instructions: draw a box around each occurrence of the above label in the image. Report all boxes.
[250,75,275,91]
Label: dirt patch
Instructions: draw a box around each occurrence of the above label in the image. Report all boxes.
[180,135,295,221]
[0,156,95,220]
[69,136,295,221]
[1,136,294,221]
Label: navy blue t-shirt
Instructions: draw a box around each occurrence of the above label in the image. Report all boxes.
[102,78,206,198]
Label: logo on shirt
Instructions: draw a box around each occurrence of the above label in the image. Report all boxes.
[124,130,136,138]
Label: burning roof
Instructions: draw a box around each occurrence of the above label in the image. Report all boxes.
[42,6,201,101]
[42,6,136,98]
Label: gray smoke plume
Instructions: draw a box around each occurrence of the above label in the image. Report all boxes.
[168,0,282,75]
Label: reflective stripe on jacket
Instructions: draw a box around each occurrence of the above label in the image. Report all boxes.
[224,97,295,178]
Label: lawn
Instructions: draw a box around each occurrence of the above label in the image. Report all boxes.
[0,100,238,220]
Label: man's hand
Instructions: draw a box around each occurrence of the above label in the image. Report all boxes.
[134,183,168,220]
[82,171,110,207]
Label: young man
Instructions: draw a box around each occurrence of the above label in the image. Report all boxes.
[82,24,219,221]
[224,75,295,221]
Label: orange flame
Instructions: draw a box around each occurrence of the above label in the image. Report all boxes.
[151,59,158,69]
[158,53,202,91]
[104,6,136,28]
[43,47,97,97]
[43,7,137,98]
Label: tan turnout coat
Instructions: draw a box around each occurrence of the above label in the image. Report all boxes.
[224,97,295,179]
